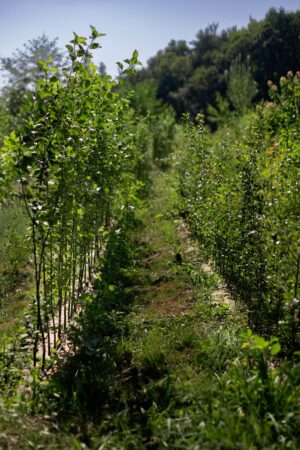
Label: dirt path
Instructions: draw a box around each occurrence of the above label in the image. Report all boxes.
[132,169,236,321]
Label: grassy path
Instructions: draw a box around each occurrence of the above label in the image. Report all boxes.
[0,274,31,347]
[91,169,248,448]
[0,204,31,347]
[0,169,299,449]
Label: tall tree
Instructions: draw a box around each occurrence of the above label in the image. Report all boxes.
[227,61,257,113]
[0,34,66,118]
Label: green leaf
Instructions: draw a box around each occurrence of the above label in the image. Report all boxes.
[73,61,85,72]
[90,25,106,39]
[71,33,87,45]
[38,59,48,72]
[77,37,87,45]
[90,43,101,49]
[77,49,85,57]
[90,25,98,39]
[123,68,136,76]
[270,343,281,356]
[252,336,269,350]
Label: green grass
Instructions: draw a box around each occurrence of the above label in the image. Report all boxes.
[0,201,31,346]
[0,286,31,346]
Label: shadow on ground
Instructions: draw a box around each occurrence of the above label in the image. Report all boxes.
[42,212,172,447]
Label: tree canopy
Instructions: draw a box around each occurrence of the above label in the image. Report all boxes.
[0,34,66,118]
[131,7,300,121]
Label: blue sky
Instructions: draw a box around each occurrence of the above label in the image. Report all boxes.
[0,0,299,83]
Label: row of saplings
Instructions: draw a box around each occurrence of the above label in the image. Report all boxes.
[177,72,300,354]
[0,27,148,369]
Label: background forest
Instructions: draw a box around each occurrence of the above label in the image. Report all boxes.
[128,8,300,120]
